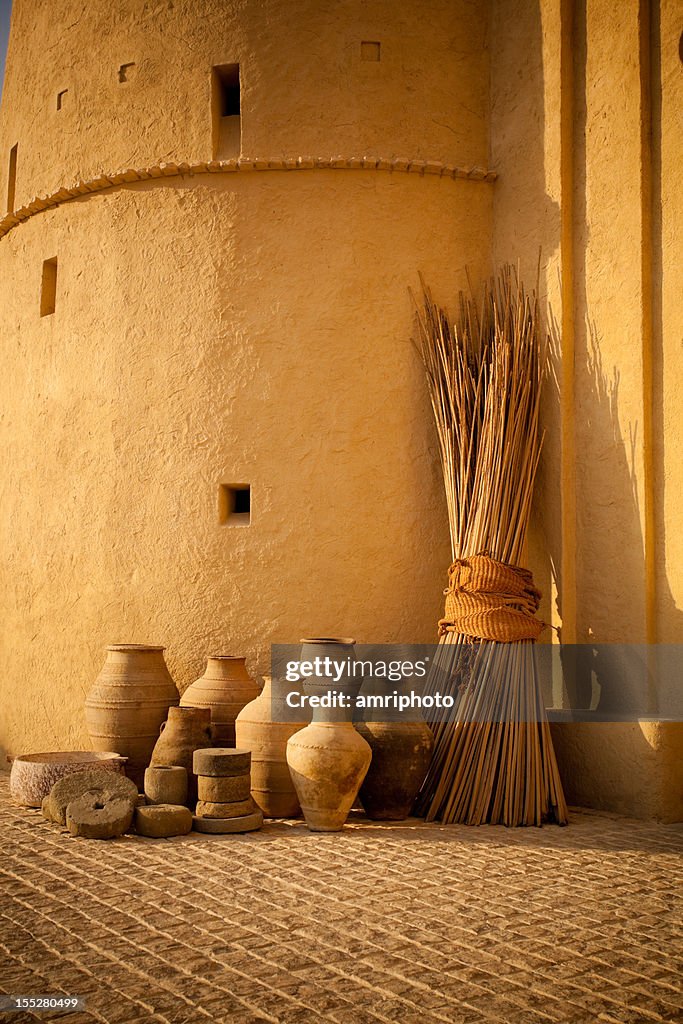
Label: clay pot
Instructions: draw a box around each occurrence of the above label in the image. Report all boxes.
[180,656,260,747]
[85,644,179,788]
[150,706,213,804]
[286,638,371,832]
[235,675,310,818]
[356,721,434,820]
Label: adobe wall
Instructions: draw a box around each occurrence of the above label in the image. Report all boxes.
[0,0,492,759]
[491,0,682,819]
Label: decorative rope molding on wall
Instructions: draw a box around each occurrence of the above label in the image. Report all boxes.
[0,155,497,240]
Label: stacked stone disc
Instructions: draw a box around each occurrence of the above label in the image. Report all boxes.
[192,748,263,833]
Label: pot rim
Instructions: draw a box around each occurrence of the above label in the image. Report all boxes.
[107,643,166,652]
[299,637,356,646]
[207,655,246,661]
[11,751,127,765]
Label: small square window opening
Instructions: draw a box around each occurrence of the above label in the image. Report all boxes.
[219,484,251,526]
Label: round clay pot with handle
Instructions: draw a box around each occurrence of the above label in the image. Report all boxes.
[150,706,213,804]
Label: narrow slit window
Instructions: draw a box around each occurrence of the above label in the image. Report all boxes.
[40,258,58,317]
[214,64,240,116]
[219,484,250,526]
[7,143,17,213]
[212,64,241,159]
[57,89,68,110]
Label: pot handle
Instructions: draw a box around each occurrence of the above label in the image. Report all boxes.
[159,721,166,735]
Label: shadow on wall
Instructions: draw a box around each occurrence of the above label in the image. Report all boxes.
[489,0,561,634]
[546,323,683,718]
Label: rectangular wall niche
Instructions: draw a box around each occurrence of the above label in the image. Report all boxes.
[40,258,58,317]
[57,89,68,110]
[219,483,250,526]
[212,64,241,159]
[7,143,17,213]
[361,41,381,61]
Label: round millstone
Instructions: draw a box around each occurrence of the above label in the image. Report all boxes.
[135,804,193,838]
[42,794,56,823]
[48,770,139,826]
[192,809,263,834]
[192,748,251,777]
[195,797,255,819]
[66,792,135,839]
[197,773,251,803]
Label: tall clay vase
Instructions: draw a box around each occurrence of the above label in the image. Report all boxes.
[235,676,310,818]
[356,720,434,820]
[85,644,179,788]
[180,656,260,747]
[286,638,372,832]
[150,705,213,805]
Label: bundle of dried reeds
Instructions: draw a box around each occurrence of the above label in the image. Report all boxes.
[413,267,568,826]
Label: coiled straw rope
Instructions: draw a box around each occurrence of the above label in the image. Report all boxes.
[439,553,545,643]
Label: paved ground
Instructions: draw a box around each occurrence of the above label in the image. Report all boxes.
[0,775,681,1024]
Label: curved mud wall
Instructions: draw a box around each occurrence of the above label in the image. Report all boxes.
[0,0,492,756]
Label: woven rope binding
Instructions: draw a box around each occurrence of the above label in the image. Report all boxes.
[439,552,546,643]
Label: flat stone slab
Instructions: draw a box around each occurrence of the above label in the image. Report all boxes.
[47,770,138,826]
[66,792,135,839]
[135,804,193,838]
[193,748,251,777]
[192,809,263,834]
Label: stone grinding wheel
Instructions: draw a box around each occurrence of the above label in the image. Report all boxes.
[195,797,255,819]
[193,748,251,777]
[197,773,251,802]
[135,804,193,838]
[66,792,135,839]
[192,809,263,834]
[46,769,139,826]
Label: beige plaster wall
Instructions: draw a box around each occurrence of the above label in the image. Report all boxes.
[491,0,683,819]
[0,0,492,760]
[657,0,683,645]
[0,0,489,211]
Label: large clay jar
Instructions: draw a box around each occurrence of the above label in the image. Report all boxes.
[235,675,309,818]
[286,638,372,832]
[356,720,434,820]
[150,705,212,804]
[180,656,260,747]
[85,644,179,788]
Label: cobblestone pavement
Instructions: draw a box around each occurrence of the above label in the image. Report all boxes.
[0,775,681,1024]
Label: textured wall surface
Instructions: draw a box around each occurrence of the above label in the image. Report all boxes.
[0,0,492,760]
[1,0,680,822]
[491,0,683,819]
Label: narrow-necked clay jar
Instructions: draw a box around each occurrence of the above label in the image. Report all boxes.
[85,644,179,788]
[150,706,212,804]
[235,675,310,818]
[286,638,371,832]
[180,656,260,747]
